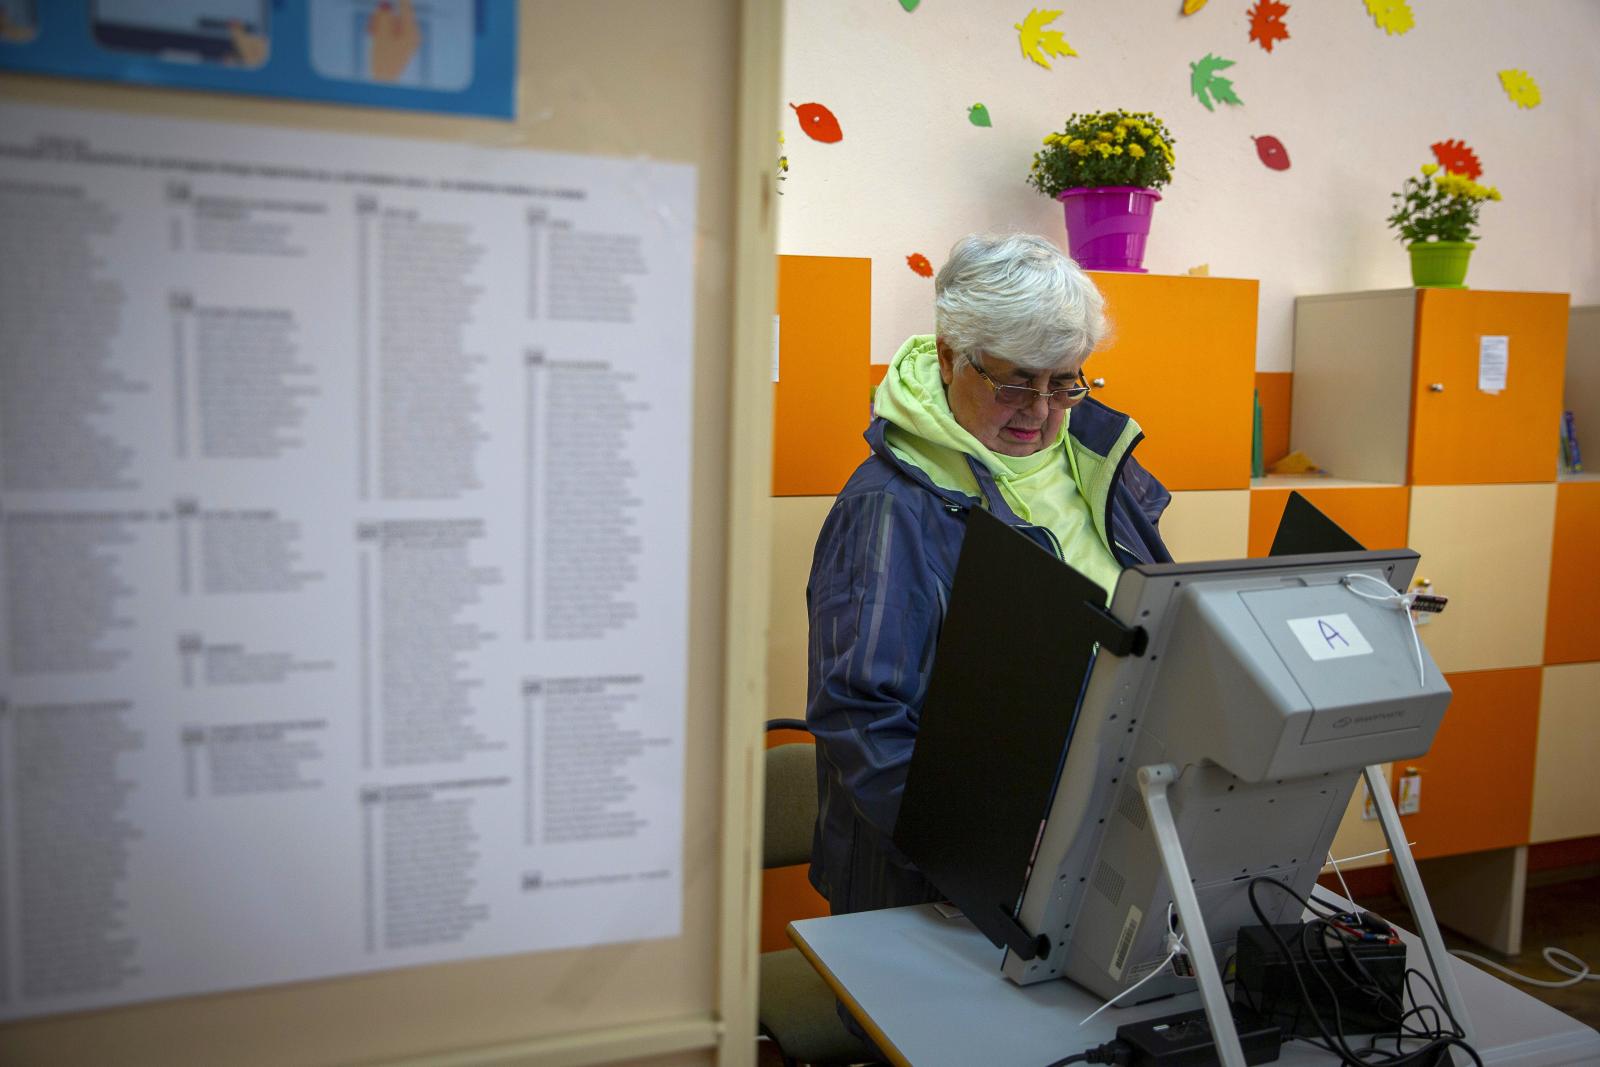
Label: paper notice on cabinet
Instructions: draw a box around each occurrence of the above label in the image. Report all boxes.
[1478,335,1509,394]
[0,101,695,1022]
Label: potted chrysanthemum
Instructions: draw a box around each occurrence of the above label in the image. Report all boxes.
[1387,163,1502,288]
[1027,110,1177,272]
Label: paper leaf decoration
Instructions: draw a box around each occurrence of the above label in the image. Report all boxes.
[790,102,843,143]
[1431,139,1483,180]
[1364,0,1414,36]
[1499,69,1541,108]
[968,103,993,127]
[906,253,934,278]
[1247,0,1290,52]
[1014,9,1077,69]
[1252,135,1290,170]
[1182,0,1208,14]
[899,0,921,10]
[1190,54,1243,111]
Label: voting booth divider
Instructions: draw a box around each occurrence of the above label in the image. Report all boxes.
[0,3,783,1065]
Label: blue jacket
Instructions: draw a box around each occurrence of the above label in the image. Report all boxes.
[806,399,1172,914]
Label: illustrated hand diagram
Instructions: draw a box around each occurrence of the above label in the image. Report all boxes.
[227,21,269,67]
[368,0,422,82]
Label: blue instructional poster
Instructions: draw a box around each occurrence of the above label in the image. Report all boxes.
[0,1,515,118]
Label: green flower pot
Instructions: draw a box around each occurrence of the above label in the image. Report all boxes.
[1408,240,1474,288]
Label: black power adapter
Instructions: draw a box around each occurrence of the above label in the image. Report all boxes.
[1233,922,1408,1038]
[1114,1004,1282,1065]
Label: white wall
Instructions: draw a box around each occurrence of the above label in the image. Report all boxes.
[777,0,1600,372]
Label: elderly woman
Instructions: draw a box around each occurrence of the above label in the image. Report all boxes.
[806,232,1173,916]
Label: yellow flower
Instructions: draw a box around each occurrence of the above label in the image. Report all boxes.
[1137,125,1152,137]
[1111,145,1123,154]
[1095,142,1113,156]
[1128,144,1146,159]
[1097,131,1115,142]
[1421,163,1439,176]
[1043,133,1061,145]
[1069,138,1086,150]
[1488,186,1502,201]
[1114,127,1127,142]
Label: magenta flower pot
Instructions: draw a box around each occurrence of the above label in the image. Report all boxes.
[1058,186,1161,272]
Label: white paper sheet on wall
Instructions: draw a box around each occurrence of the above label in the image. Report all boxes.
[0,102,696,1022]
[1478,335,1509,394]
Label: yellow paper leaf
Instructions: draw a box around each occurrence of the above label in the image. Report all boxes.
[1499,69,1541,109]
[1182,0,1208,14]
[1363,0,1414,36]
[1014,8,1077,69]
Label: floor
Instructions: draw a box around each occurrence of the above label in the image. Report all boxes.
[758,874,1600,1064]
[1354,872,1600,1032]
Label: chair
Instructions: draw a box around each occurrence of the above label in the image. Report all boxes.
[758,719,878,1067]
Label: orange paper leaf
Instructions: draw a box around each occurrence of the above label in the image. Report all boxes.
[1247,0,1289,52]
[906,253,933,278]
[1430,139,1483,180]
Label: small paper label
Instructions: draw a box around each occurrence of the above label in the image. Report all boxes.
[1478,335,1508,394]
[1109,904,1142,980]
[771,314,781,383]
[1287,613,1373,661]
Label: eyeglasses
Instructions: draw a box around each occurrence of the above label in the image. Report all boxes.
[969,358,1093,410]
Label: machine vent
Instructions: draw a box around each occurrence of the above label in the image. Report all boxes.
[1093,859,1125,906]
[1118,785,1148,831]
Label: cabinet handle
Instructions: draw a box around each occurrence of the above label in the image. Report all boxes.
[1091,377,1107,389]
[1428,382,1445,393]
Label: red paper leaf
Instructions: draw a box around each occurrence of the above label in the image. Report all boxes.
[1430,139,1483,180]
[790,102,843,143]
[1247,0,1290,52]
[906,253,933,278]
[1252,134,1291,170]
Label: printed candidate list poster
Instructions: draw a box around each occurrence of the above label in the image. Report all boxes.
[0,102,695,1020]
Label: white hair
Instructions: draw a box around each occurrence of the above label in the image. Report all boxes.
[933,232,1108,372]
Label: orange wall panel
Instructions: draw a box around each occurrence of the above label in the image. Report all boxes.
[1544,480,1600,663]
[1255,371,1293,466]
[1246,487,1411,558]
[1087,273,1257,491]
[1405,667,1540,860]
[773,255,871,496]
[1409,289,1569,485]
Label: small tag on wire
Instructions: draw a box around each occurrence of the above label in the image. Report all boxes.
[1409,594,1449,615]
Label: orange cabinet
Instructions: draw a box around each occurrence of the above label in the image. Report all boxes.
[1085,273,1258,492]
[772,255,871,496]
[1246,483,1410,557]
[1404,667,1541,860]
[1544,480,1600,664]
[1291,289,1569,486]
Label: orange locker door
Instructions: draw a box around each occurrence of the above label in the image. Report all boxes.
[1408,289,1569,485]
[1246,486,1410,557]
[1085,274,1257,491]
[773,255,871,496]
[1544,480,1600,664]
[1404,667,1541,860]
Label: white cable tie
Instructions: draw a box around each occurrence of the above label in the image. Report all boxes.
[1325,850,1359,913]
[1321,842,1417,867]
[1079,938,1184,1029]
[1342,572,1426,687]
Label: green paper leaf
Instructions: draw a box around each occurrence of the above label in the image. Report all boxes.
[899,0,920,10]
[968,103,992,127]
[1190,53,1242,111]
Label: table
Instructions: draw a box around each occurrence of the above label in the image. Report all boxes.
[789,904,1600,1067]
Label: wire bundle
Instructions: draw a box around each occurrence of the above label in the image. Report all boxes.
[1245,877,1484,1066]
